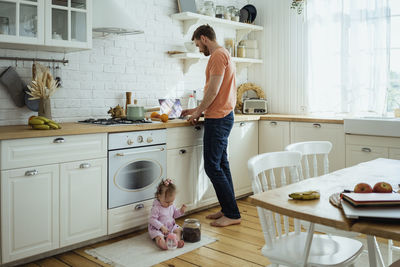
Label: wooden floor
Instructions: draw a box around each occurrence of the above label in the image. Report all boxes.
[19,197,398,267]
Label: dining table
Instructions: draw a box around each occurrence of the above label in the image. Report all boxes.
[249,158,400,267]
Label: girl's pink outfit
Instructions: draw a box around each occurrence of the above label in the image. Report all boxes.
[148,199,184,239]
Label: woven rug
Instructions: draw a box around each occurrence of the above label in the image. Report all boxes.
[85,232,216,267]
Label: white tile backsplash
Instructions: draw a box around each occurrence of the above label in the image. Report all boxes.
[0,0,249,126]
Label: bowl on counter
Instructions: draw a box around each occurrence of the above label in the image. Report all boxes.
[184,41,198,53]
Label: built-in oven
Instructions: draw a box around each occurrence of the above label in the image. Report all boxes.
[108,130,166,209]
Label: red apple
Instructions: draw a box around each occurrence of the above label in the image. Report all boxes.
[354,183,373,193]
[372,182,393,193]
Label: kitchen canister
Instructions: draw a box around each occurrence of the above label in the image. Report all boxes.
[182,218,201,242]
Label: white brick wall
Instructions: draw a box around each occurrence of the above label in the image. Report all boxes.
[0,0,249,125]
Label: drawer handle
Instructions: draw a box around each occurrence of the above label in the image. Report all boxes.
[53,137,65,143]
[80,163,91,169]
[135,203,144,210]
[240,122,245,127]
[179,149,187,155]
[25,170,38,176]
[194,126,201,131]
[362,147,372,153]
[270,121,277,126]
[313,123,321,128]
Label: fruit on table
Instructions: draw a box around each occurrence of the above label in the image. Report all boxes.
[289,190,320,200]
[160,114,168,122]
[372,182,393,193]
[28,116,61,130]
[151,112,160,118]
[354,183,373,193]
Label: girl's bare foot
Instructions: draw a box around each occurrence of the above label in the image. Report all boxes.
[155,236,168,250]
[177,240,184,248]
[210,216,241,227]
[206,211,223,219]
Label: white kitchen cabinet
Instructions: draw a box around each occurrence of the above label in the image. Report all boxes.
[1,164,59,263]
[0,0,91,51]
[290,122,345,173]
[167,146,196,211]
[195,144,218,208]
[0,0,45,45]
[60,158,107,247]
[229,121,258,196]
[44,0,92,50]
[346,134,400,166]
[259,120,290,153]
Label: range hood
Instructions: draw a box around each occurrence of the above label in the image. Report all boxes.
[92,0,144,36]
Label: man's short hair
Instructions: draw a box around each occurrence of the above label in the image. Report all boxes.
[191,24,216,41]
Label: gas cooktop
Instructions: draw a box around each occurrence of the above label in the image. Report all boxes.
[78,118,154,126]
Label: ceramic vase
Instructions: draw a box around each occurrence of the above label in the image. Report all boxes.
[38,98,52,119]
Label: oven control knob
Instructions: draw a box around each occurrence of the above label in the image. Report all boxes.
[137,136,143,143]
[127,139,134,145]
[147,137,153,143]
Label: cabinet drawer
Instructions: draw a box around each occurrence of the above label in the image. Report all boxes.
[389,148,400,160]
[108,199,153,235]
[346,145,388,167]
[1,133,107,170]
[167,125,203,149]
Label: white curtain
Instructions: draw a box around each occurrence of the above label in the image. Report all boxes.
[306,0,390,115]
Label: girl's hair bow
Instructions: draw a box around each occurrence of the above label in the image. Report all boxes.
[164,179,173,186]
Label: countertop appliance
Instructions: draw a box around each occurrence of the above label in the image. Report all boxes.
[243,99,268,114]
[79,118,157,126]
[108,129,166,209]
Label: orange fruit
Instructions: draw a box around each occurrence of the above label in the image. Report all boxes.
[160,114,168,122]
[151,112,160,118]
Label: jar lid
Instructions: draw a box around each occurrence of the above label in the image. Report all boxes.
[183,218,200,227]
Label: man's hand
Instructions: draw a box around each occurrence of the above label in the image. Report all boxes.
[181,108,196,117]
[160,226,169,235]
[180,204,187,214]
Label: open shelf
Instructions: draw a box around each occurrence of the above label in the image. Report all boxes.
[171,12,263,42]
[170,52,263,74]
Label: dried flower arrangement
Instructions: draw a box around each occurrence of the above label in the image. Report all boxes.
[26,71,59,100]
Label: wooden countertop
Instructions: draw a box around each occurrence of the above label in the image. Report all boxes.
[0,114,343,140]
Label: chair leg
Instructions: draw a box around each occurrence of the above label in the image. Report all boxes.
[367,235,377,267]
[388,239,393,265]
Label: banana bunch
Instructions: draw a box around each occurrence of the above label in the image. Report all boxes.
[28,116,61,130]
[289,190,320,200]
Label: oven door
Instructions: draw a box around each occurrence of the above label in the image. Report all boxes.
[108,144,166,209]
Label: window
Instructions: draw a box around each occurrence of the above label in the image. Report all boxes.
[388,0,400,112]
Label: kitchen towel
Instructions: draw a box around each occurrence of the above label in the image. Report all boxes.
[0,67,26,107]
[85,232,216,267]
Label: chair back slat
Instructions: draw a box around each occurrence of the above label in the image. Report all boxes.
[248,151,302,248]
[285,141,333,178]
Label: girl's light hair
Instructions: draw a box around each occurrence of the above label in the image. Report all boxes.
[155,179,176,199]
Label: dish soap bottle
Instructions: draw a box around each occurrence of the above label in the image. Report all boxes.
[188,94,196,109]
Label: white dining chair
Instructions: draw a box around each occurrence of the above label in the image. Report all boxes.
[388,239,400,265]
[248,151,363,267]
[285,141,386,266]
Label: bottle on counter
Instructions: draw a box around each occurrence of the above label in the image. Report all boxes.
[188,94,196,109]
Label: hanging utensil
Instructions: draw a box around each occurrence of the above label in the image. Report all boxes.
[55,62,61,88]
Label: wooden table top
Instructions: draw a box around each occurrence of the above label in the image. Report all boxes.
[249,158,400,240]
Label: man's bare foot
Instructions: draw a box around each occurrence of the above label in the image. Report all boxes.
[210,216,241,227]
[206,211,223,219]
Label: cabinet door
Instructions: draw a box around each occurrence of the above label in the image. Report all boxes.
[60,158,107,247]
[290,122,345,173]
[45,0,92,49]
[259,121,290,153]
[0,0,45,45]
[1,164,59,263]
[229,121,258,196]
[346,145,388,167]
[389,148,400,160]
[167,147,196,211]
[195,145,218,208]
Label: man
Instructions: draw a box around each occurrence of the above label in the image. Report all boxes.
[181,25,241,227]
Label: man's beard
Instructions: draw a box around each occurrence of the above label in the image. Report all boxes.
[202,47,210,56]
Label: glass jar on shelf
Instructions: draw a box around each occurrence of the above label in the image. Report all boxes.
[231,8,240,22]
[215,5,225,19]
[237,45,246,58]
[0,17,10,35]
[201,1,215,17]
[226,6,235,20]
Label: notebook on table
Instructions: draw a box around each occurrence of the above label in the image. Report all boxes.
[341,199,400,220]
[341,193,400,207]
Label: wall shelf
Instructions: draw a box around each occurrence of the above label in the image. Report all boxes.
[171,12,263,42]
[170,52,263,74]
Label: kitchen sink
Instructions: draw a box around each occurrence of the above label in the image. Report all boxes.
[344,117,400,137]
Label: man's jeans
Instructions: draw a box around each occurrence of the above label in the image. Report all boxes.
[203,111,241,219]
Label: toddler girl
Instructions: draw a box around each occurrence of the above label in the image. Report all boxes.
[148,178,186,250]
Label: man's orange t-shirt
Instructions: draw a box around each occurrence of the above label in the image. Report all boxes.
[204,47,236,119]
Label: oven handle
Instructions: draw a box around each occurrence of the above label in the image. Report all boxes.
[115,147,165,156]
